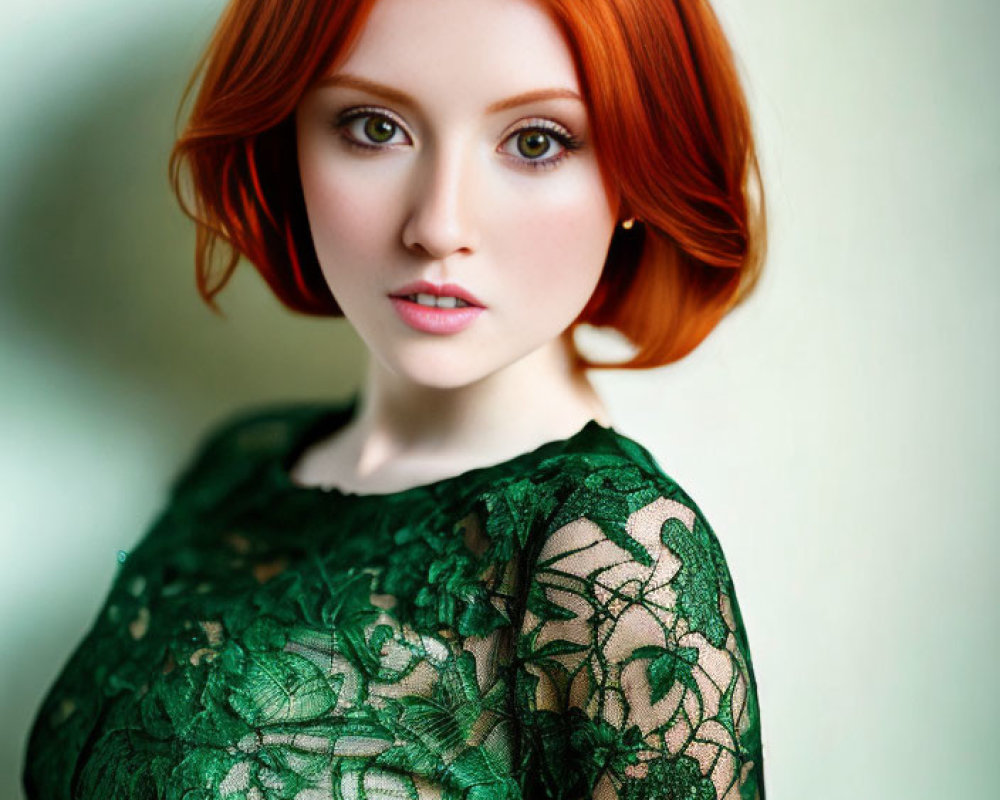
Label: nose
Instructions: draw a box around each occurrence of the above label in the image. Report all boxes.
[401,137,479,260]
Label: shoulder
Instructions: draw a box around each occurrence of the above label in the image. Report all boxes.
[531,424,737,603]
[523,427,753,655]
[540,423,712,535]
[167,399,343,504]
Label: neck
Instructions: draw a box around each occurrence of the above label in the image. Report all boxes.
[343,332,611,482]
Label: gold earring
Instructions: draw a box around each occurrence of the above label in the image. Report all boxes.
[621,217,635,230]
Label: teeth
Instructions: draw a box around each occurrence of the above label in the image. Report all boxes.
[409,293,470,309]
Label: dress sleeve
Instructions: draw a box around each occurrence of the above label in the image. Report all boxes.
[514,461,763,800]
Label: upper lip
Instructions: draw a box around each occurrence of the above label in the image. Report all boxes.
[388,280,485,308]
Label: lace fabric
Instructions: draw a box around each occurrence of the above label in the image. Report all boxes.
[23,399,764,799]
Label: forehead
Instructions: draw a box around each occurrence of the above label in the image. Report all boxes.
[332,0,580,109]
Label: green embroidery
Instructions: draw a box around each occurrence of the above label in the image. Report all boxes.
[24,401,764,799]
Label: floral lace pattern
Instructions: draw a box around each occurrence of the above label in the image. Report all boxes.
[23,401,764,799]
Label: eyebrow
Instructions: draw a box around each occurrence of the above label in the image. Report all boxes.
[316,73,583,113]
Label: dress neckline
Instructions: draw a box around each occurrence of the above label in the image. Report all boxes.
[267,392,615,501]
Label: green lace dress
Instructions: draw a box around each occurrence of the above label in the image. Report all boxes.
[23,396,765,800]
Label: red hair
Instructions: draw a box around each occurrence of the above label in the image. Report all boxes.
[170,0,766,369]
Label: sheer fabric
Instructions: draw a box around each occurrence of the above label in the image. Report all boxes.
[23,398,764,799]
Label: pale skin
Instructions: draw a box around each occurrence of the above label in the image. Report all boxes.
[290,0,622,495]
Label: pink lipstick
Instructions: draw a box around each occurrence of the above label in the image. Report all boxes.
[388,280,485,334]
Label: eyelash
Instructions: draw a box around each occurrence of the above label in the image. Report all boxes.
[332,105,583,171]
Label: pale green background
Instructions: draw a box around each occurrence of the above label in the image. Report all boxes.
[2,0,997,797]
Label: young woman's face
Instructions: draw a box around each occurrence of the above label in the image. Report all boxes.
[296,0,619,389]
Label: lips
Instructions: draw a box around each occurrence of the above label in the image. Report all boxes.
[388,280,485,308]
[389,297,484,334]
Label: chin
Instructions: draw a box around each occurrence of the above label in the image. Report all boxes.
[395,368,490,392]
[379,348,500,391]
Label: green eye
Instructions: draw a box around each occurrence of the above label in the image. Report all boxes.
[516,130,552,159]
[336,108,408,150]
[364,116,397,143]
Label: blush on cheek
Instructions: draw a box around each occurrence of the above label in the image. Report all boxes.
[522,170,614,251]
[305,180,394,260]
[527,205,609,267]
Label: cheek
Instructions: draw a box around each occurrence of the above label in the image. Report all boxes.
[298,147,401,268]
[495,168,614,299]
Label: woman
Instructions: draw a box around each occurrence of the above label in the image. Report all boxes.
[24,0,766,797]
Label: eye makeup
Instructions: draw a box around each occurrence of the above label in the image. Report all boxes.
[500,117,583,171]
[329,105,584,171]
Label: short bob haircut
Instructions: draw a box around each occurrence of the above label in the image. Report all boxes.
[170,0,766,370]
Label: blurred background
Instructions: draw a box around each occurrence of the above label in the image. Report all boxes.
[1,0,997,797]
